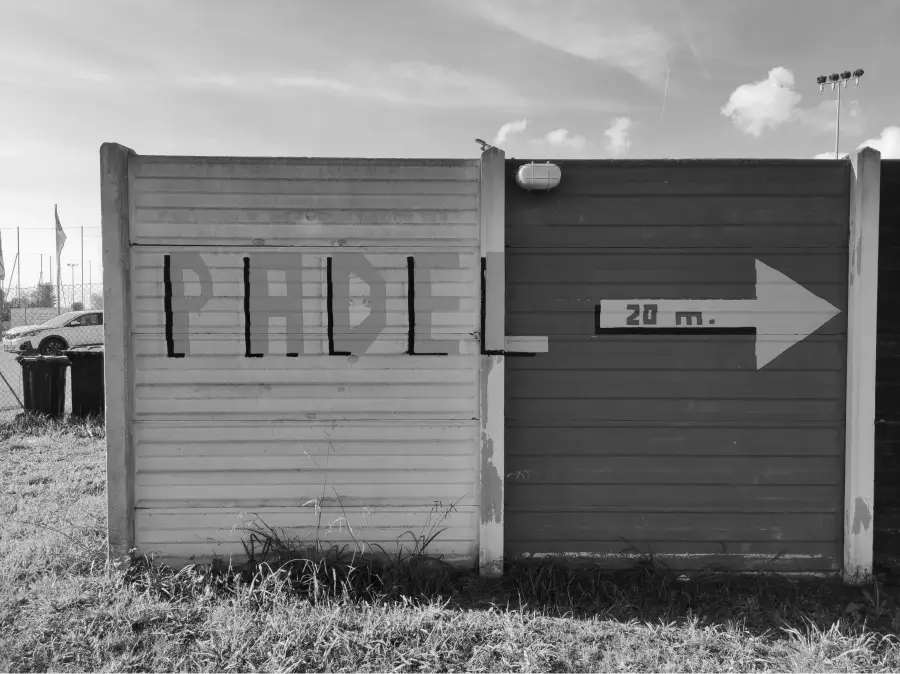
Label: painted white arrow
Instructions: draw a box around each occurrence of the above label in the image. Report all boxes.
[597,259,841,370]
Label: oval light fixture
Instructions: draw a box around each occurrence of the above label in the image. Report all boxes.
[515,162,561,192]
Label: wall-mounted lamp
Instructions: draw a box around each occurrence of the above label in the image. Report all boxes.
[515,162,561,191]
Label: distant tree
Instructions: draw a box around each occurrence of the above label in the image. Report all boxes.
[90,292,103,310]
[27,282,56,308]
[72,301,84,311]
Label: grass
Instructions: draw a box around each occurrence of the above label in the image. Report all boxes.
[2,416,900,671]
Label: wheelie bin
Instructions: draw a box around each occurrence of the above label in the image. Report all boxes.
[16,354,69,418]
[65,345,105,419]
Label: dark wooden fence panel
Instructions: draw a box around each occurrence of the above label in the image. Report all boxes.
[505,159,849,573]
[875,159,900,567]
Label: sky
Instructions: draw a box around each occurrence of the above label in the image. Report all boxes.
[1,0,898,289]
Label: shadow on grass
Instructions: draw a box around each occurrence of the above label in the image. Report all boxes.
[501,560,900,638]
[125,546,900,645]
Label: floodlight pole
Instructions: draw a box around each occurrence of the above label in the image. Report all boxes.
[834,81,842,160]
[67,262,78,310]
[817,69,864,160]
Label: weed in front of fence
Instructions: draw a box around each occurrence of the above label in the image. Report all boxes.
[131,436,467,605]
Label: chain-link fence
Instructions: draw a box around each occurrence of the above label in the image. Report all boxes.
[0,282,104,420]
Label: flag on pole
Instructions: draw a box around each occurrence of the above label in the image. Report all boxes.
[55,205,66,259]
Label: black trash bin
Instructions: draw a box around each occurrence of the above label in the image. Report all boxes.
[65,345,105,419]
[17,354,69,418]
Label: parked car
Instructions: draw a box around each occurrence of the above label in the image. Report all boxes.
[2,310,104,356]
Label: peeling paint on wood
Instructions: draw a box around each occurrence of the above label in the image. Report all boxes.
[851,496,872,534]
[844,148,881,583]
[479,356,503,524]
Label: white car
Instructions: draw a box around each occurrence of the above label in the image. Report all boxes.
[2,310,104,356]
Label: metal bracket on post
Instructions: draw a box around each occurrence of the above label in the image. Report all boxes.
[479,256,548,357]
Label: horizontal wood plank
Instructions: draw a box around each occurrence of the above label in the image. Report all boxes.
[136,481,476,506]
[133,419,476,443]
[131,335,480,357]
[507,251,846,284]
[506,425,842,456]
[506,398,842,423]
[506,225,848,249]
[509,196,846,228]
[135,366,475,384]
[505,512,839,542]
[137,453,476,473]
[505,484,841,512]
[506,370,844,400]
[506,336,844,372]
[134,192,478,211]
[506,542,839,572]
[135,382,474,400]
[134,396,475,417]
[503,455,841,485]
[135,177,479,195]
[131,157,480,181]
[131,250,480,276]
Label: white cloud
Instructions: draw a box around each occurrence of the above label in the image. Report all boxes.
[721,67,801,137]
[177,62,530,109]
[544,129,587,151]
[522,119,631,157]
[463,0,671,89]
[269,75,354,94]
[76,72,112,83]
[795,99,865,136]
[723,67,868,139]
[173,60,630,112]
[604,117,633,157]
[526,127,589,156]
[812,126,900,160]
[178,73,242,88]
[493,119,529,146]
[859,126,900,159]
[367,62,528,107]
